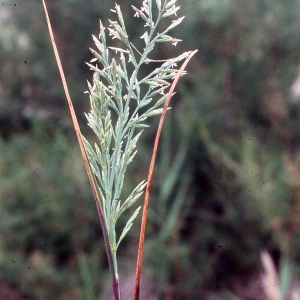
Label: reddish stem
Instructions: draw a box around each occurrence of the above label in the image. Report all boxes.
[133,50,198,300]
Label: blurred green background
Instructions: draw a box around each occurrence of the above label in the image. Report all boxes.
[2,0,300,299]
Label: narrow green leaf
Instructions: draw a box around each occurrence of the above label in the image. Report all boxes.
[131,123,150,128]
[163,16,185,32]
[116,181,146,220]
[162,5,180,18]
[156,0,161,11]
[117,206,141,249]
[165,0,177,10]
[132,5,150,24]
[142,108,164,118]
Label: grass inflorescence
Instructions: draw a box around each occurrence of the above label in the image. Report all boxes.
[42,0,196,298]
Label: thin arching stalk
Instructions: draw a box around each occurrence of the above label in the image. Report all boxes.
[134,49,198,300]
[41,1,122,299]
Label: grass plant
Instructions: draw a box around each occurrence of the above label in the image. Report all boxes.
[42,0,196,298]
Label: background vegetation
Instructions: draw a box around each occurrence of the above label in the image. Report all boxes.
[2,0,300,299]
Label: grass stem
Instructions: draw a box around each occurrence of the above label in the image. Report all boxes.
[134,49,198,300]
